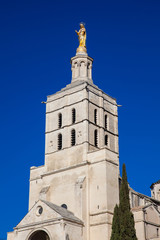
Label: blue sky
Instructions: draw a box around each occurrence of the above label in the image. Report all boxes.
[0,0,160,238]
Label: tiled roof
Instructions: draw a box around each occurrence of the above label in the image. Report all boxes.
[41,200,83,224]
[131,205,146,211]
[131,203,160,213]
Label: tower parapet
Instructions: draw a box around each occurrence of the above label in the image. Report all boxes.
[150,180,160,201]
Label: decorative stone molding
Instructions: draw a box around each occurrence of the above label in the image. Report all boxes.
[76,176,86,189]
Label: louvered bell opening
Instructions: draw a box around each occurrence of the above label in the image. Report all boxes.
[71,129,76,146]
[58,113,62,128]
[94,109,97,124]
[72,108,76,124]
[105,135,108,146]
[58,133,62,150]
[105,115,107,129]
[94,129,98,147]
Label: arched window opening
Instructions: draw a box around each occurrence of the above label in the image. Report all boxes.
[157,228,159,237]
[105,135,108,146]
[72,108,76,124]
[61,204,68,209]
[58,113,62,128]
[66,234,70,240]
[71,129,76,146]
[58,133,62,150]
[105,115,107,129]
[29,230,50,240]
[94,130,98,147]
[94,109,97,124]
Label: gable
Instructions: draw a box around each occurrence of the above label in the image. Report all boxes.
[145,205,160,224]
[16,200,61,228]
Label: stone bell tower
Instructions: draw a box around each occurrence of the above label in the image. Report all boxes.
[7,24,119,240]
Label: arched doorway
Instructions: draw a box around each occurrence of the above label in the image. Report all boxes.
[29,230,50,240]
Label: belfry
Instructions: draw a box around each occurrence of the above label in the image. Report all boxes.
[7,24,160,240]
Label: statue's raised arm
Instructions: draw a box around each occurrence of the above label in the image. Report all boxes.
[75,23,87,54]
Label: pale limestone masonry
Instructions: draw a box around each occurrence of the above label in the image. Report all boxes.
[7,51,160,240]
[71,54,93,83]
[151,181,160,201]
[130,186,160,240]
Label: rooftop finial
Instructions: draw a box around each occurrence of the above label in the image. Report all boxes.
[75,23,87,54]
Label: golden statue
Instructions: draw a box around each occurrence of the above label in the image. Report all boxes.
[75,23,87,53]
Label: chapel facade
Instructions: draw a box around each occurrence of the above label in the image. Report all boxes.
[7,25,160,240]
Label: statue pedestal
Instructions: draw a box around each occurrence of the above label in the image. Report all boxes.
[70,54,93,83]
[76,46,87,54]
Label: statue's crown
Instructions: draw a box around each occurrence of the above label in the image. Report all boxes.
[80,22,85,26]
